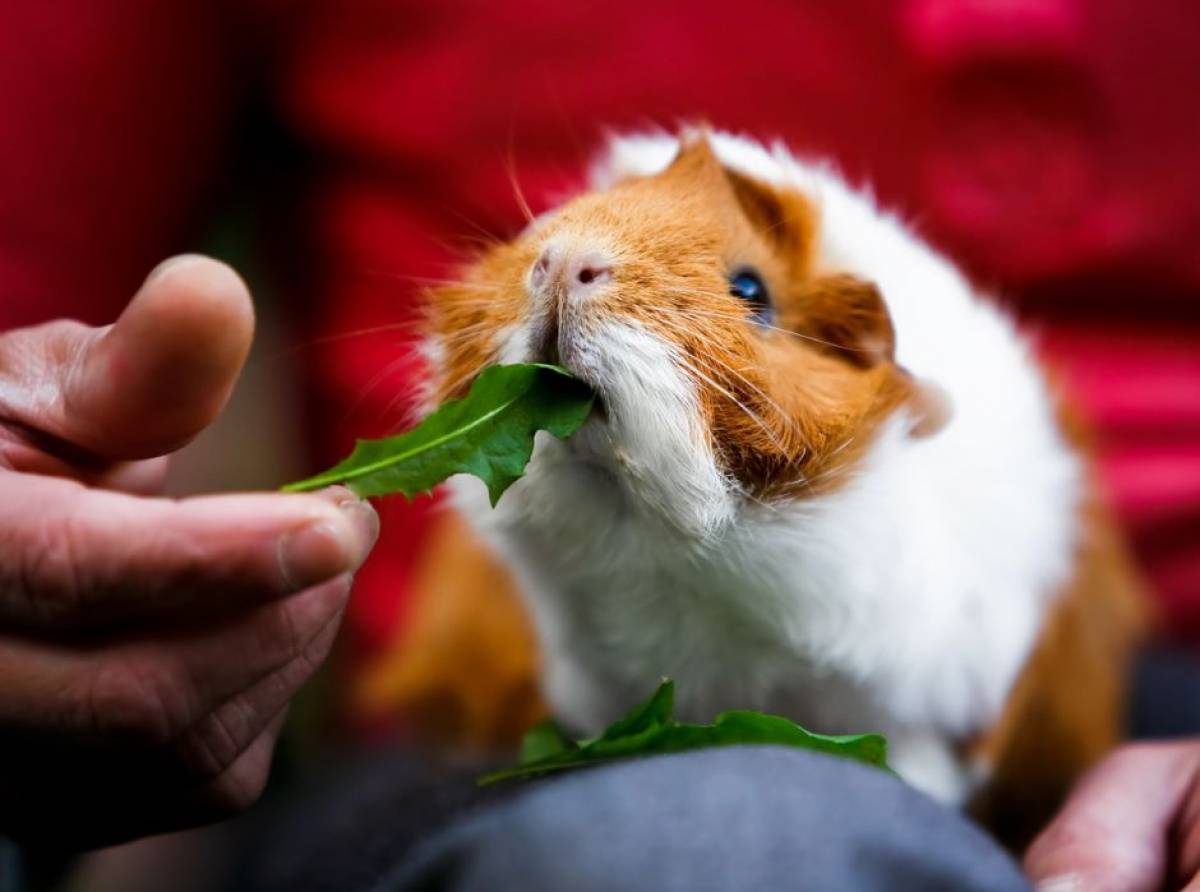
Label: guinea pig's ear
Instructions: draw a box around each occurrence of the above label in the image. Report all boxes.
[663,131,728,185]
[791,273,955,437]
[724,169,817,261]
[905,375,953,438]
[665,134,816,258]
[790,273,896,368]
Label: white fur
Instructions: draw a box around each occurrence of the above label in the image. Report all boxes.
[446,132,1081,805]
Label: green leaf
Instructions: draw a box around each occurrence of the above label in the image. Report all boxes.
[282,363,595,505]
[518,720,579,765]
[592,676,675,742]
[479,679,890,784]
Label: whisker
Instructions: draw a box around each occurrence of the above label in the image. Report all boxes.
[436,354,495,402]
[741,487,788,516]
[502,130,536,225]
[436,325,508,355]
[671,352,793,457]
[656,286,873,355]
[340,353,426,431]
[362,269,507,292]
[796,455,856,489]
[440,204,507,247]
[652,314,801,443]
[253,322,425,369]
[376,373,434,427]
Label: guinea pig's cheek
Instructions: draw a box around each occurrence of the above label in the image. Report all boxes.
[494,321,535,365]
[554,321,733,536]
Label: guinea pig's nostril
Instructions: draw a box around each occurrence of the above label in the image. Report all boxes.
[531,247,555,288]
[572,255,612,288]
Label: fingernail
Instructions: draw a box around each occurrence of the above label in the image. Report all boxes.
[339,497,380,561]
[277,518,358,592]
[145,253,206,286]
[1035,875,1085,892]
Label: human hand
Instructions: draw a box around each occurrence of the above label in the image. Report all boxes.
[0,256,378,849]
[1026,740,1200,891]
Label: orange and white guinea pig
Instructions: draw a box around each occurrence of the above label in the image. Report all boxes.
[418,130,1146,843]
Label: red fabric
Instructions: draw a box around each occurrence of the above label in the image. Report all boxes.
[0,1,238,328]
[2,0,1198,647]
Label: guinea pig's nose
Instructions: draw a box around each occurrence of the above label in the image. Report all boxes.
[531,245,612,298]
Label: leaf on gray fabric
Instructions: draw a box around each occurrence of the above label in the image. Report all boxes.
[480,680,890,784]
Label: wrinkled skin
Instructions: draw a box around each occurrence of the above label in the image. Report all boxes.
[0,256,378,849]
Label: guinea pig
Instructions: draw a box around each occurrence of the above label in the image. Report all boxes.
[417,129,1147,845]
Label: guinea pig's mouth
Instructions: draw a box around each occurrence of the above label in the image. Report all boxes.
[529,320,604,417]
[531,317,561,366]
[525,316,615,432]
[567,371,609,425]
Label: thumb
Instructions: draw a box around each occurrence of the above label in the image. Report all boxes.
[2,255,255,461]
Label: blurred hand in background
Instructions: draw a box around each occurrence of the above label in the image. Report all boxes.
[0,255,378,849]
[1026,740,1200,891]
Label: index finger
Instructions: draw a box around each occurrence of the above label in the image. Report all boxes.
[0,471,378,631]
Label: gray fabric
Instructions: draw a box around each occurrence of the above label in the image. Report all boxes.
[376,747,1031,892]
[1131,646,1200,739]
[0,839,24,892]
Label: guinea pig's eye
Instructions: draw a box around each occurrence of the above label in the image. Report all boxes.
[729,269,772,323]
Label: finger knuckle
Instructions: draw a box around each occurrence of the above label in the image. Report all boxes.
[143,526,209,606]
[12,510,88,625]
[259,599,314,664]
[295,614,341,679]
[176,700,256,779]
[82,656,181,746]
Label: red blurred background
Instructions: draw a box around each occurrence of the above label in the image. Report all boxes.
[2,0,1198,678]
